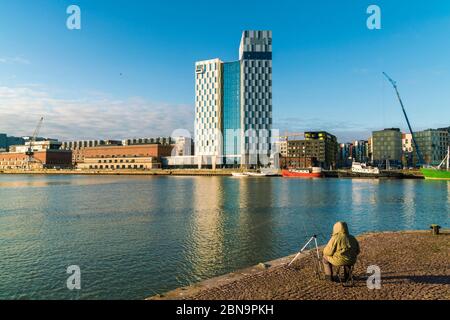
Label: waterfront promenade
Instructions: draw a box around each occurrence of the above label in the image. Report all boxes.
[150,231,450,300]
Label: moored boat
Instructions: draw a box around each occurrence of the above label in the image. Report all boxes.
[282,167,323,178]
[260,168,280,176]
[231,172,248,177]
[351,162,380,175]
[245,172,267,177]
[232,168,280,177]
[420,168,450,180]
[420,146,450,180]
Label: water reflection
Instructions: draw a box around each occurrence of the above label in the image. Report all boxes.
[0,175,122,188]
[237,178,275,265]
[188,177,226,281]
[350,179,364,208]
[0,175,448,300]
[447,181,450,206]
[0,183,51,299]
[368,179,379,205]
[401,180,416,229]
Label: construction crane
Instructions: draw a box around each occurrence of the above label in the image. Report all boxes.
[274,132,305,141]
[24,117,44,170]
[382,72,424,166]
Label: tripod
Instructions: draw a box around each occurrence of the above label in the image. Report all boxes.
[288,235,324,279]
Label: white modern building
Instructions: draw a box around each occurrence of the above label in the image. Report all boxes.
[194,30,273,168]
[402,133,413,153]
[173,136,193,156]
[195,58,223,158]
[239,30,273,166]
[10,140,62,153]
[273,139,288,157]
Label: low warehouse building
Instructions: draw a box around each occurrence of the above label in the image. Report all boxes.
[74,144,173,170]
[0,150,73,170]
[77,156,161,170]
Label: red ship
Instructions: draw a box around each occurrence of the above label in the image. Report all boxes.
[281,167,323,178]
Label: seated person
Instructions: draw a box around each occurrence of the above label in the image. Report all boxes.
[322,221,360,282]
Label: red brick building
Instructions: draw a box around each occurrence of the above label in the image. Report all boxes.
[71,144,175,170]
[72,144,173,164]
[0,150,73,169]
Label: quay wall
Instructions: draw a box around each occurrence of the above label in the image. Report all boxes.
[0,169,424,178]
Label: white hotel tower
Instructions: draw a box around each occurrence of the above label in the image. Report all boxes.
[195,31,273,168]
[194,58,223,158]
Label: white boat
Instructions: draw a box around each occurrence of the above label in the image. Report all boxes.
[260,168,280,176]
[245,172,267,177]
[231,172,248,177]
[232,168,280,177]
[351,162,380,175]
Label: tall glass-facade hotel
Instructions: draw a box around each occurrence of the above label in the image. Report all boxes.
[195,30,273,167]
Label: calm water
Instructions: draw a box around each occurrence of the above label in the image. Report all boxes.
[0,174,449,299]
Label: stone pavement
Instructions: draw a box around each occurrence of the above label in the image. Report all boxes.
[151,231,450,300]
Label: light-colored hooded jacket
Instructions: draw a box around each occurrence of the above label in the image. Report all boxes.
[323,222,360,266]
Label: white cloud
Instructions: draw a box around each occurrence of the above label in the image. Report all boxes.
[0,85,194,140]
[274,116,374,142]
[0,56,31,65]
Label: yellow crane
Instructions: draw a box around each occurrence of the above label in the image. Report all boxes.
[273,132,305,141]
[24,117,44,170]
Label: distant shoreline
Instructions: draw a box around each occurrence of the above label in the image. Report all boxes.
[0,169,425,178]
[0,169,234,176]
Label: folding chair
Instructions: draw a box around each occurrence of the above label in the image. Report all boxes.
[336,264,355,287]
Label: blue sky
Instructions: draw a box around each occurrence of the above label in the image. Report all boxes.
[0,0,450,142]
